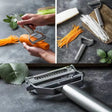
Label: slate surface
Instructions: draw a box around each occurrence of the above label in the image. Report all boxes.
[0,0,55,63]
[0,66,112,112]
[57,0,112,63]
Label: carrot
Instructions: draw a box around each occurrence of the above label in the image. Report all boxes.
[19,34,49,50]
[0,35,19,46]
[58,25,83,48]
[0,34,49,50]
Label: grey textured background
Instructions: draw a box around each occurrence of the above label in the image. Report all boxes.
[0,0,55,63]
[57,0,112,63]
[0,65,112,112]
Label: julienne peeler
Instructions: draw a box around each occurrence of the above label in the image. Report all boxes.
[88,0,104,27]
[25,65,112,112]
[15,15,46,44]
[74,36,94,63]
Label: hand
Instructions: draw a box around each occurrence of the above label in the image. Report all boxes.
[17,13,55,29]
[23,42,55,63]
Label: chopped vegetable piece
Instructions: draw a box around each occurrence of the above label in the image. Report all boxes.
[57,8,79,25]
[57,25,83,48]
[80,15,110,43]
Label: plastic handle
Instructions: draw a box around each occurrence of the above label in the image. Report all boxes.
[74,44,86,63]
[62,85,112,112]
[95,8,104,27]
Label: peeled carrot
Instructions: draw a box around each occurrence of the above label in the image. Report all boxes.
[0,35,19,46]
[19,34,49,50]
[58,25,83,48]
[0,34,49,50]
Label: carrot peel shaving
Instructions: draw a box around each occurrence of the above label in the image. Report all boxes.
[0,34,49,50]
[0,35,19,46]
[58,25,83,48]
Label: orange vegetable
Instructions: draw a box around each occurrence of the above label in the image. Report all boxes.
[58,25,83,48]
[19,34,49,50]
[0,35,19,46]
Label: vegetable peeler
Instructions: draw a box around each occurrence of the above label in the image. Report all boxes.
[88,0,104,27]
[74,36,94,63]
[15,15,46,44]
[25,65,112,112]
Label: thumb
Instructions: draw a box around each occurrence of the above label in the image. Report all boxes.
[23,42,31,51]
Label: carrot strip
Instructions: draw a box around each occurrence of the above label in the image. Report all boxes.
[0,35,19,46]
[58,25,83,48]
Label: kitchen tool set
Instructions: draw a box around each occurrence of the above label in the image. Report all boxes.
[57,0,112,63]
[25,65,112,112]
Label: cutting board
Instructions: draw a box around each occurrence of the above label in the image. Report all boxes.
[82,4,112,44]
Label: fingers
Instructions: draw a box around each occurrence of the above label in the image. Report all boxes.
[23,42,42,57]
[17,13,34,25]
[23,42,31,51]
[22,14,32,20]
[17,19,32,25]
[18,22,36,30]
[29,25,36,30]
[19,25,24,28]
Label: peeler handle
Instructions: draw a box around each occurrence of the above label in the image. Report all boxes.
[15,15,34,34]
[94,8,104,27]
[62,85,112,112]
[24,25,34,34]
[74,44,86,63]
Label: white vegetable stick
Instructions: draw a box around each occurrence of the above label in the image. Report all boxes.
[57,8,79,25]
[80,15,110,43]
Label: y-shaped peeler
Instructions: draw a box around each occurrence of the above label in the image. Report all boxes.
[88,0,104,27]
[25,65,112,112]
[15,15,46,44]
[74,36,94,63]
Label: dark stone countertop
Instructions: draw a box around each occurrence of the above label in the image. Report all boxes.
[0,0,55,63]
[57,0,112,63]
[0,65,112,112]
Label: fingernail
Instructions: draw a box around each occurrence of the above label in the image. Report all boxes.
[23,42,25,45]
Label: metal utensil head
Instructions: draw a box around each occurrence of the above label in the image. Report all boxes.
[29,31,46,44]
[81,36,94,46]
[88,0,101,9]
[25,65,84,96]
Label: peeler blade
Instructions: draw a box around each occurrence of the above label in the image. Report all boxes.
[29,31,46,44]
[25,65,84,96]
[88,0,101,9]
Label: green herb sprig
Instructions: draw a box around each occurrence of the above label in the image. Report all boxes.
[3,14,23,30]
[97,49,112,63]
